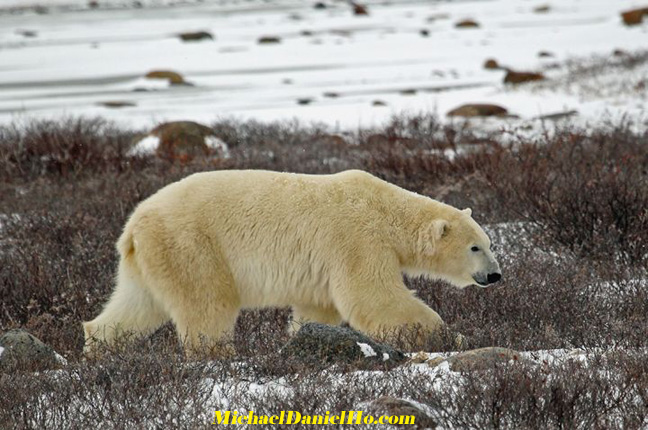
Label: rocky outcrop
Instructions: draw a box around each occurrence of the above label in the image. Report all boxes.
[280,323,406,370]
[352,3,369,16]
[483,58,500,70]
[363,396,436,429]
[447,103,508,117]
[455,19,480,28]
[145,70,187,85]
[428,347,537,372]
[504,70,545,84]
[0,329,65,372]
[621,8,648,26]
[178,31,214,42]
[150,121,213,161]
[258,36,281,44]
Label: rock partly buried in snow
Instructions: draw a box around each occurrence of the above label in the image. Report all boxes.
[363,396,436,429]
[178,31,214,42]
[533,4,551,13]
[0,329,66,372]
[447,103,508,117]
[280,323,406,369]
[430,347,537,372]
[258,36,281,44]
[352,3,369,16]
[98,101,136,108]
[621,8,648,26]
[504,70,545,84]
[483,58,500,70]
[455,19,480,28]
[129,121,230,161]
[145,70,187,85]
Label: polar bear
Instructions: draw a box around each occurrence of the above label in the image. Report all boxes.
[83,170,501,357]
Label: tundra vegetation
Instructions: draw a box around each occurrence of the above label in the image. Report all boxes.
[0,113,646,429]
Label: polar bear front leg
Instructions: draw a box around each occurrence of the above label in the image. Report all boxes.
[333,264,446,350]
[289,304,343,334]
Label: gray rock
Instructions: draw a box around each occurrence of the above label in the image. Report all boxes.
[280,323,406,369]
[431,347,536,372]
[364,396,436,429]
[0,329,65,372]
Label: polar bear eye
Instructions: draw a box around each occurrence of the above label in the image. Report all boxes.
[471,246,480,252]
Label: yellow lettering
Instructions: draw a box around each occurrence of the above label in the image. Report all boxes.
[213,411,229,425]
[270,415,278,425]
[286,411,301,424]
[401,415,415,425]
[355,411,362,424]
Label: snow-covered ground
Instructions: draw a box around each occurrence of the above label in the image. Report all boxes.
[0,0,647,130]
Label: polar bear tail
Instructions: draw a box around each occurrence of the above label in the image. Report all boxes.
[116,221,136,258]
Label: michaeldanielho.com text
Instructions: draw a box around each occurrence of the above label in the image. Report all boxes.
[213,410,415,425]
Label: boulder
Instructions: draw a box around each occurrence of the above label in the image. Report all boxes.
[504,70,545,84]
[429,347,537,372]
[533,4,551,13]
[621,8,648,26]
[0,329,65,372]
[145,70,187,85]
[363,396,436,429]
[447,103,508,117]
[483,58,500,70]
[258,36,281,44]
[98,101,136,108]
[178,31,214,42]
[352,3,369,16]
[151,121,214,161]
[455,19,480,28]
[280,323,406,370]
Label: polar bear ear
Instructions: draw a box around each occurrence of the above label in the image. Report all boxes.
[420,219,449,255]
[462,208,472,216]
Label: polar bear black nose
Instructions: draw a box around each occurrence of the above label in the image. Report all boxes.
[487,273,501,284]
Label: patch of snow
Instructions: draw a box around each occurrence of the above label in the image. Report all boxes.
[205,136,230,159]
[128,135,159,156]
[0,346,4,357]
[356,342,377,358]
[54,352,67,365]
[382,352,389,361]
[0,0,645,132]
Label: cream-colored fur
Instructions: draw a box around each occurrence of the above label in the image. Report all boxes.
[83,170,500,356]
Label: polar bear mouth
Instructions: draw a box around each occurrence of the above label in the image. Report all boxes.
[474,278,489,287]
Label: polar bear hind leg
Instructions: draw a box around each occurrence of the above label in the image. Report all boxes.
[83,259,169,355]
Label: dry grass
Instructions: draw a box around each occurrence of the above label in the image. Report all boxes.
[0,114,646,429]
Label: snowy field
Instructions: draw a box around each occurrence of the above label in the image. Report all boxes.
[0,0,647,130]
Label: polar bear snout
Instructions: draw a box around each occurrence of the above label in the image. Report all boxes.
[473,271,502,287]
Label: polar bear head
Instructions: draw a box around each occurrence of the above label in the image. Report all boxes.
[414,207,501,288]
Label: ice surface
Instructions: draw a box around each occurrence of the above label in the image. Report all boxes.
[0,0,646,130]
